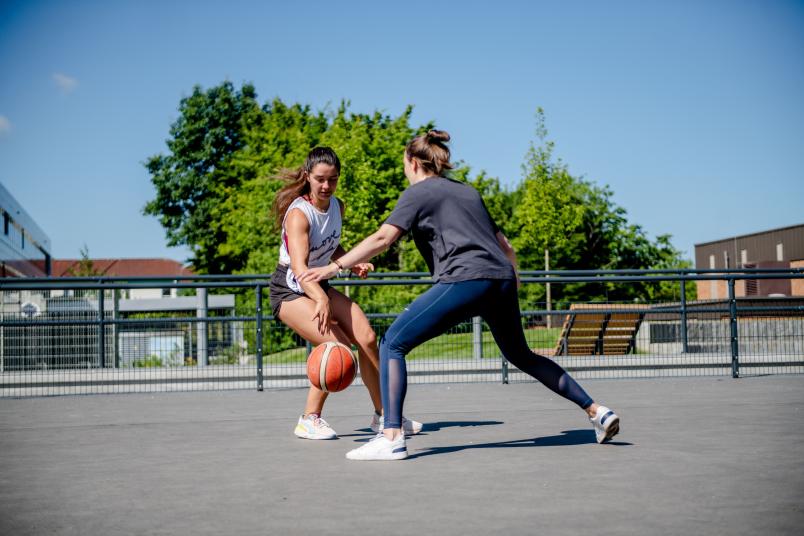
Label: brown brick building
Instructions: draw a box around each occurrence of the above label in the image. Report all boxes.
[694,224,804,299]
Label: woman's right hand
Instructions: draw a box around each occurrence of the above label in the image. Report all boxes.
[312,296,335,334]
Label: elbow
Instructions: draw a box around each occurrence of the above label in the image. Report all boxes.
[373,229,398,252]
[376,234,394,251]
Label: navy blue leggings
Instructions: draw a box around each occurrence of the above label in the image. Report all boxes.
[379,278,594,429]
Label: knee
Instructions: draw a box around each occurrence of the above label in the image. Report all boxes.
[380,330,409,360]
[355,327,377,349]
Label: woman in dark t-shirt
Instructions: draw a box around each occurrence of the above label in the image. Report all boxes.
[299,130,620,461]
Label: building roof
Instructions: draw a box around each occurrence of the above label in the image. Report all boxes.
[695,223,804,248]
[52,258,195,278]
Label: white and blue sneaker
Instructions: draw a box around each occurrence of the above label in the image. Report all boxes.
[369,413,423,436]
[346,433,408,461]
[294,414,337,440]
[590,406,620,443]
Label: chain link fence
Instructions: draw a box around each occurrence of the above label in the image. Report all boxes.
[1,269,802,397]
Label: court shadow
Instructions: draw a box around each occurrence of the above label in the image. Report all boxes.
[406,429,632,459]
[422,420,505,432]
[348,420,504,441]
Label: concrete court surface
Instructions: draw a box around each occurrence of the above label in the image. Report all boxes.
[1,376,803,536]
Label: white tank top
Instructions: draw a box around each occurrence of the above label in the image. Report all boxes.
[279,196,342,293]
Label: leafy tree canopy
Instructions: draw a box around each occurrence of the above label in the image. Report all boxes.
[144,85,690,303]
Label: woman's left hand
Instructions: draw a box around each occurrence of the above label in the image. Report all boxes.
[298,263,339,283]
[350,263,374,279]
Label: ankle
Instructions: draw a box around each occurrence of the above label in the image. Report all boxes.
[383,428,402,441]
[585,404,599,418]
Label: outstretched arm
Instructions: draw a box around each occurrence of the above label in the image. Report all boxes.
[332,244,375,278]
[298,224,404,282]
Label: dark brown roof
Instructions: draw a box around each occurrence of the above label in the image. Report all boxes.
[52,258,195,278]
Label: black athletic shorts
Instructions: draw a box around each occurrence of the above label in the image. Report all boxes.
[268,264,331,318]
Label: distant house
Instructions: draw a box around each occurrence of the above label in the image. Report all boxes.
[7,258,238,370]
[52,258,195,299]
[694,224,804,299]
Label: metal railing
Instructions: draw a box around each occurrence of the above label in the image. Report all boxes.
[1,268,802,396]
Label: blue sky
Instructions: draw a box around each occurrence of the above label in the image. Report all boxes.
[1,0,802,266]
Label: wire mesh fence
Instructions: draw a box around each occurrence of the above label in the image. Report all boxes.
[1,269,802,396]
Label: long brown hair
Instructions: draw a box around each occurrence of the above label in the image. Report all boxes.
[272,147,341,229]
[406,129,453,176]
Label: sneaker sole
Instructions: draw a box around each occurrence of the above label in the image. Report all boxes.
[294,428,337,440]
[346,451,408,461]
[600,418,620,443]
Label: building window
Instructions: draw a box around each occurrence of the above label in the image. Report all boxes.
[709,255,715,269]
[740,249,748,267]
[776,243,784,262]
[3,212,8,235]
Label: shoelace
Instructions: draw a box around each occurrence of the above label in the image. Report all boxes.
[312,417,330,429]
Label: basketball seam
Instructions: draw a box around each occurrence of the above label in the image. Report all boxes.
[319,342,332,392]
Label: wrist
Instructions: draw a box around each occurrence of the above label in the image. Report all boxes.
[332,258,345,271]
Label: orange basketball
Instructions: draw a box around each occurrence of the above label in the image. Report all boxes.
[306,341,358,393]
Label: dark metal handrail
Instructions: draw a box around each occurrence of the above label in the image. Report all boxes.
[2,269,803,388]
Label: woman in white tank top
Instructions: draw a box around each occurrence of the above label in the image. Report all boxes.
[278,195,343,293]
[269,147,422,440]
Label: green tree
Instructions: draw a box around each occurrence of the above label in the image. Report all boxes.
[508,109,691,304]
[216,99,330,274]
[143,81,261,273]
[67,244,102,277]
[145,84,691,307]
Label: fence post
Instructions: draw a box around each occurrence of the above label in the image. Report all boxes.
[728,278,739,378]
[472,317,483,360]
[256,284,263,391]
[545,250,552,329]
[680,280,689,353]
[98,284,105,368]
[196,287,208,367]
[113,288,119,368]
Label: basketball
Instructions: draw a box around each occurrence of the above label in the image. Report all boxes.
[306,341,358,392]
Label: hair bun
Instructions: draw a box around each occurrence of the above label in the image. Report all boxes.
[426,129,450,143]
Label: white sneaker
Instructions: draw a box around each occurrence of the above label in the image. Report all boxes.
[590,406,620,444]
[294,414,337,440]
[346,433,408,461]
[369,413,423,436]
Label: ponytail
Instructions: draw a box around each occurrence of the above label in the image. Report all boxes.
[405,129,453,176]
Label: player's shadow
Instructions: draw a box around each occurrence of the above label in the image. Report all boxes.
[405,429,632,459]
[346,420,504,440]
[422,420,505,432]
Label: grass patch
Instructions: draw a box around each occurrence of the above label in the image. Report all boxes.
[262,327,563,363]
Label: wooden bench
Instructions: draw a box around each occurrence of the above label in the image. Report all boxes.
[554,304,644,356]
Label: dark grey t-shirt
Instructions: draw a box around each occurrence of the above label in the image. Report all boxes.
[385,177,515,283]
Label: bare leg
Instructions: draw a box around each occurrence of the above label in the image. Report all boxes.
[277,296,354,416]
[327,289,382,413]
